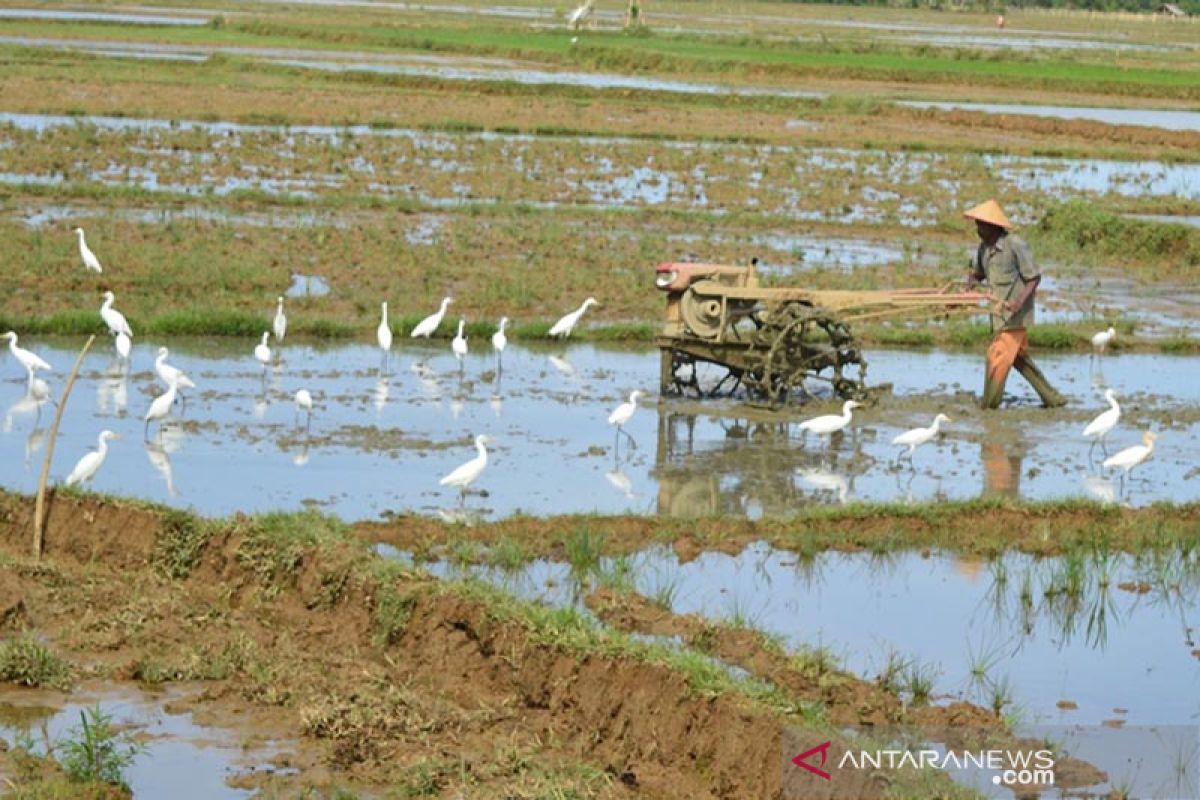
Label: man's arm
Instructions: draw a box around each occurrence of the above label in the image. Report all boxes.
[1006,236,1041,313]
[1006,274,1040,313]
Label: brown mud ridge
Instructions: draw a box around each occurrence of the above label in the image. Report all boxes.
[0,488,1065,798]
[584,587,993,730]
[368,500,1200,564]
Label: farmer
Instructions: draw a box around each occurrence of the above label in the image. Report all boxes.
[963,199,1066,409]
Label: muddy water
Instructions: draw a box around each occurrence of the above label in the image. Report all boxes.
[0,339,1196,519]
[0,683,294,797]
[904,100,1200,133]
[415,542,1200,798]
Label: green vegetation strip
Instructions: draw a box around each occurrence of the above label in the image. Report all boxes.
[3,15,1197,99]
[376,497,1200,561]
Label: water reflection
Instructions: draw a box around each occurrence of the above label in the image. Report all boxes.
[144,440,177,497]
[653,410,870,516]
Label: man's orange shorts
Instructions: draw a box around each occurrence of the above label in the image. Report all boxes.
[985,328,1027,390]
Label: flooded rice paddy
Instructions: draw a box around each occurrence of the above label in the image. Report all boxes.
[1,339,1196,520]
[405,541,1200,797]
[3,112,1200,226]
[0,683,295,797]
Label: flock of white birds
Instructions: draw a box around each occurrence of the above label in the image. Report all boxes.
[1,228,1160,504]
[3,230,614,501]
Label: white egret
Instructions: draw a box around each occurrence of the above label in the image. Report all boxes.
[440,434,492,500]
[73,227,102,273]
[549,297,598,338]
[411,297,453,338]
[144,378,178,439]
[1091,326,1116,354]
[1082,389,1120,457]
[608,390,644,449]
[798,400,862,438]
[294,388,314,429]
[377,301,393,372]
[273,297,287,342]
[254,332,272,374]
[567,0,594,29]
[491,317,508,371]
[3,332,53,376]
[1103,430,1156,477]
[65,430,119,486]
[155,347,196,393]
[892,413,950,461]
[115,331,131,361]
[100,291,133,338]
[451,319,468,370]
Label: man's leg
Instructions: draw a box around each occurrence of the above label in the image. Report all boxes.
[982,330,1022,409]
[1013,336,1067,408]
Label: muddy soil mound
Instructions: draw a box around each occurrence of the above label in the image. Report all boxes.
[0,491,798,798]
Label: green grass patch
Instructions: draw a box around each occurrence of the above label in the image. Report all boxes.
[0,636,72,690]
[152,509,213,580]
[235,510,351,594]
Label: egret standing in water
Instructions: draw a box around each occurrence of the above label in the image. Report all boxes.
[451,320,468,372]
[549,297,598,338]
[294,389,313,430]
[567,0,594,29]
[1082,389,1120,458]
[100,291,133,338]
[3,332,53,380]
[254,332,272,380]
[798,400,862,441]
[491,317,508,372]
[1103,430,1156,477]
[608,390,644,450]
[439,434,492,502]
[377,301,393,373]
[155,347,196,396]
[144,378,179,440]
[73,227,103,273]
[891,413,950,462]
[65,430,119,486]
[1091,326,1116,356]
[411,297,453,338]
[273,297,287,343]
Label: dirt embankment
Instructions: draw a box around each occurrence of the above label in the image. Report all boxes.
[0,489,952,798]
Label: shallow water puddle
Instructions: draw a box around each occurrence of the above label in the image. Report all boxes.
[904,101,1200,133]
[398,541,1200,797]
[0,340,1196,519]
[0,683,294,797]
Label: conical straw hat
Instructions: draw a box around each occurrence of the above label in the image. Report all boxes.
[963,199,1013,229]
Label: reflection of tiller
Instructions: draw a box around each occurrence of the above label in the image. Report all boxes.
[791,741,832,781]
[653,261,988,405]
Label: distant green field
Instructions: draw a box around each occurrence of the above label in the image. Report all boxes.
[2,16,1198,98]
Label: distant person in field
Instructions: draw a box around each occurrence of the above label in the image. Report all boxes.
[964,199,1066,410]
[996,14,1006,28]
